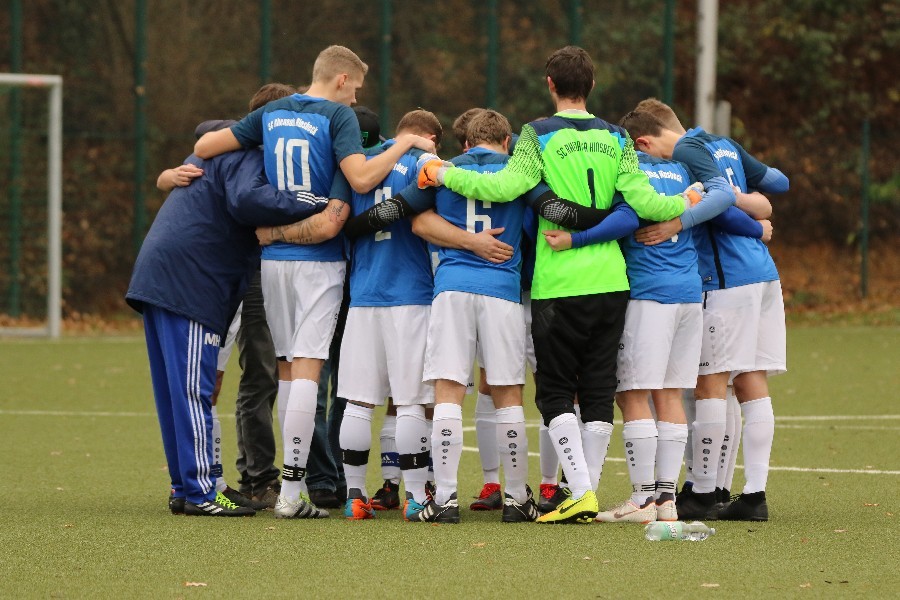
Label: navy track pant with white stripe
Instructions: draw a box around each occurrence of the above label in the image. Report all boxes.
[143,305,219,505]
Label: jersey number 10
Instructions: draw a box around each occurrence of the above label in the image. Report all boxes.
[273,137,311,192]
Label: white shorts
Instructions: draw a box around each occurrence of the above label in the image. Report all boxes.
[616,300,702,391]
[698,280,787,377]
[216,303,242,371]
[337,305,434,406]
[423,291,525,387]
[261,259,346,361]
[523,292,537,374]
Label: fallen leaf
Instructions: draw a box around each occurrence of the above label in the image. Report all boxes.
[583,556,591,560]
[266,527,275,531]
[886,512,894,517]
[50,451,62,456]
[472,542,486,548]
[834,529,847,533]
[840,581,849,584]
[602,560,611,564]
[800,538,809,543]
[863,503,879,507]
[800,583,812,588]
[56,487,64,491]
[63,524,74,528]
[701,583,720,588]
[183,582,207,587]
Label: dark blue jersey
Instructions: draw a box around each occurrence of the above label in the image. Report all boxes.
[231,93,363,262]
[620,154,702,303]
[126,149,323,336]
[335,141,433,307]
[674,127,779,290]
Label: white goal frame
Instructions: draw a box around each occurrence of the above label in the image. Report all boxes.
[0,73,62,338]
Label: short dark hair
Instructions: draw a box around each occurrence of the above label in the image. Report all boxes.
[396,109,443,147]
[545,46,594,101]
[249,83,296,111]
[618,110,666,141]
[466,109,511,148]
[452,108,486,147]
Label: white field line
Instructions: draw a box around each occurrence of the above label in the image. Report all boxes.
[2,409,898,475]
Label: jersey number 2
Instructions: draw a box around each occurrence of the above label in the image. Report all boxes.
[274,138,311,191]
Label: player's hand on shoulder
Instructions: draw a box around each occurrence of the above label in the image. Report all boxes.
[417,158,451,189]
[399,133,437,154]
[635,218,682,246]
[542,229,573,252]
[759,219,773,243]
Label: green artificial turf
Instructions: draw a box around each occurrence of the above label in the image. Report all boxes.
[1,325,897,598]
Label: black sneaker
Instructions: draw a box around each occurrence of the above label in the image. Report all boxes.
[417,492,460,524]
[251,483,280,510]
[308,488,342,509]
[537,484,570,514]
[501,487,540,523]
[676,488,717,520]
[370,480,401,510]
[221,486,268,510]
[185,491,256,517]
[717,491,768,521]
[169,490,185,515]
[707,487,731,520]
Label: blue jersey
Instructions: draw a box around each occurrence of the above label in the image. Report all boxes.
[673,127,779,290]
[334,140,433,307]
[619,153,702,304]
[231,93,363,262]
[404,148,526,303]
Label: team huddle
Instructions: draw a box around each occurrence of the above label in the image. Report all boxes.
[127,44,788,525]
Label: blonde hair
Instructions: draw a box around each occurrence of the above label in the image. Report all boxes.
[633,98,684,132]
[312,45,368,83]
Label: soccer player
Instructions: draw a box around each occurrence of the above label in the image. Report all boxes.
[621,98,789,521]
[419,46,689,524]
[194,45,435,519]
[126,125,332,517]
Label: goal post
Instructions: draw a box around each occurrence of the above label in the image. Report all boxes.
[0,73,62,338]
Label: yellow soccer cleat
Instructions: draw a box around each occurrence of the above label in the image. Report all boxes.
[536,489,599,524]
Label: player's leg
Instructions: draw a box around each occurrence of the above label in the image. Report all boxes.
[713,384,741,511]
[471,367,502,510]
[305,356,341,509]
[370,399,401,510]
[651,389,688,521]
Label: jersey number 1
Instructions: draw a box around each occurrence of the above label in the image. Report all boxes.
[274,138,311,191]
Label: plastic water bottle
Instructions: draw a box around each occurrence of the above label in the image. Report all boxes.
[644,520,715,541]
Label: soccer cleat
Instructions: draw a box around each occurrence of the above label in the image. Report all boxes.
[221,486,266,510]
[371,480,401,510]
[344,489,376,520]
[537,484,569,514]
[403,493,426,522]
[536,489,598,524]
[168,490,185,515]
[251,483,280,510]
[184,491,256,517]
[501,491,541,523]
[425,480,436,503]
[716,491,768,522]
[274,493,330,519]
[655,493,678,522]
[595,498,657,523]
[675,488,717,520]
[308,488,342,509]
[470,482,502,511]
[416,492,460,524]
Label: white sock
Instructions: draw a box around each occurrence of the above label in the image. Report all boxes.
[379,414,400,484]
[740,397,775,494]
[495,406,528,503]
[474,392,500,485]
[717,387,740,491]
[539,422,559,485]
[582,420,614,492]
[692,398,727,493]
[276,380,291,439]
[682,389,696,481]
[655,421,688,498]
[396,405,430,503]
[211,405,226,493]
[724,389,742,492]
[549,413,591,498]
[432,404,463,505]
[340,403,374,498]
[280,378,317,501]
[622,419,657,505]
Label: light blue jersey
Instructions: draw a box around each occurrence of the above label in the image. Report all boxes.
[231,93,363,262]
[674,127,779,291]
[333,141,433,307]
[403,148,525,303]
[619,153,702,304]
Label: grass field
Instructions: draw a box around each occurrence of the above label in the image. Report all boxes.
[1,325,898,598]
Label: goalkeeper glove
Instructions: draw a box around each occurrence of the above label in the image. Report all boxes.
[682,182,705,207]
[417,159,451,189]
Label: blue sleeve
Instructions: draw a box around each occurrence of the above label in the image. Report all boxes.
[570,203,639,248]
[397,180,437,213]
[331,105,365,163]
[523,182,551,206]
[711,206,764,238]
[758,167,790,193]
[225,151,326,226]
[230,106,265,148]
[330,171,352,202]
[679,175,736,229]
[673,139,734,192]
[734,142,770,190]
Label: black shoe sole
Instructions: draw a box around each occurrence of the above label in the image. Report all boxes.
[537,511,597,524]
